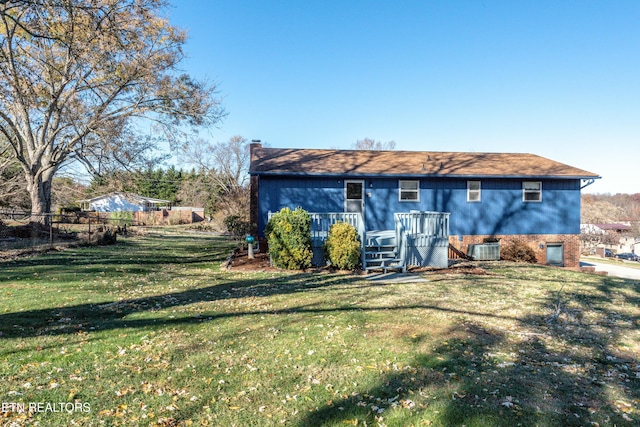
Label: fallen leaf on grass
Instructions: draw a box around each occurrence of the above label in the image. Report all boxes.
[502,396,514,408]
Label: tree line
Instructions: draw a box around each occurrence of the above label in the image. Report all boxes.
[581,193,640,228]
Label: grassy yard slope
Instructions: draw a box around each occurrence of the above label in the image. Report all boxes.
[0,232,638,426]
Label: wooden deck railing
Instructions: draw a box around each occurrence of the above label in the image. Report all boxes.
[394,211,450,238]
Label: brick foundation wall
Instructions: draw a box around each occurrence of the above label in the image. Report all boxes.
[448,234,581,268]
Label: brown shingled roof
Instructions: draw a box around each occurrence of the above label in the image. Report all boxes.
[250,146,600,179]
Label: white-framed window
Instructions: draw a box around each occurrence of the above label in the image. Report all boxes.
[523,181,542,202]
[467,180,481,202]
[399,180,419,201]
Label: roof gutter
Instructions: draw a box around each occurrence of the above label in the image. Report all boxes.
[581,178,598,190]
[250,171,601,180]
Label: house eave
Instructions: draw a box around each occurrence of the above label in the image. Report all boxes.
[250,171,601,180]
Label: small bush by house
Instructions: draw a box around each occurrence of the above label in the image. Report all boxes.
[265,207,312,270]
[501,240,538,263]
[223,215,251,239]
[324,222,361,270]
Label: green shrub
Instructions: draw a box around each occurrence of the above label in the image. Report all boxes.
[223,215,251,239]
[324,222,361,270]
[266,207,312,270]
[501,240,538,263]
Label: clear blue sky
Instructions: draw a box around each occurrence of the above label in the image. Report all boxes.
[167,0,639,194]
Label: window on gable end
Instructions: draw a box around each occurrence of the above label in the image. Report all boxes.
[399,180,419,201]
[467,180,481,202]
[523,181,542,202]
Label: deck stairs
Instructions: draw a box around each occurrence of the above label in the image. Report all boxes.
[364,230,406,272]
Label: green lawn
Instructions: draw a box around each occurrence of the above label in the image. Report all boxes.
[0,232,638,426]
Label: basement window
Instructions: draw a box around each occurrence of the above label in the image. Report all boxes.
[523,181,542,202]
[467,181,481,202]
[399,180,419,201]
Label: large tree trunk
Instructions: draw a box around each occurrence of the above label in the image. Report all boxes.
[25,169,54,224]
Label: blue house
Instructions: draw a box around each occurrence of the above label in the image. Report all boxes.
[249,143,599,269]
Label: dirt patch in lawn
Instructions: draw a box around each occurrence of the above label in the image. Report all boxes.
[227,249,277,272]
[227,249,355,275]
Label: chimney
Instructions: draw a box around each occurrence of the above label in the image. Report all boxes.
[250,140,262,163]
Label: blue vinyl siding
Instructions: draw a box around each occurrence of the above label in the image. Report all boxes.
[258,177,343,234]
[257,176,582,237]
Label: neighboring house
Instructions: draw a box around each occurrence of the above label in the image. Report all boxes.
[249,144,600,269]
[582,223,639,255]
[78,192,171,212]
[580,223,619,256]
[78,193,205,225]
[617,236,640,254]
[580,224,607,235]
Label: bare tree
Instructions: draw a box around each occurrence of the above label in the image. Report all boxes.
[179,135,251,219]
[580,229,622,254]
[352,137,396,151]
[180,135,250,192]
[211,135,251,191]
[0,137,28,209]
[0,0,225,221]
